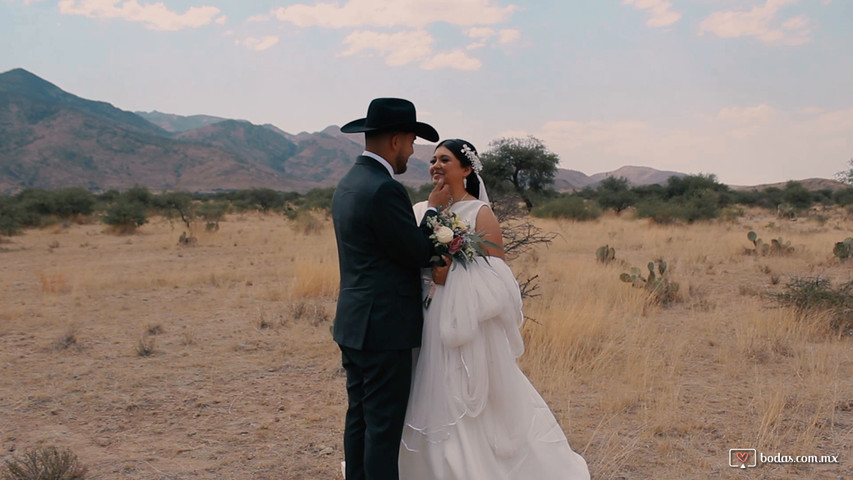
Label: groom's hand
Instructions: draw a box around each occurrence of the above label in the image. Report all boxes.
[432,256,451,285]
[427,178,451,209]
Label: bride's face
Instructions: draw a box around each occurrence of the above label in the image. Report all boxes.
[430,146,472,187]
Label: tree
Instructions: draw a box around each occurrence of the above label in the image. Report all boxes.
[53,187,96,218]
[836,158,853,185]
[595,176,636,213]
[157,191,195,228]
[480,136,559,210]
[103,197,148,233]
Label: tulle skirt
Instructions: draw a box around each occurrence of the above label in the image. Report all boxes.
[399,257,590,480]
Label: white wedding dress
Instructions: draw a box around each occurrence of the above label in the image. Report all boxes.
[399,200,590,480]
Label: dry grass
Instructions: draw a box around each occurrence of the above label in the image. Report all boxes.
[0,208,850,479]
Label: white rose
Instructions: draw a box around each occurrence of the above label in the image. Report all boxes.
[435,226,454,244]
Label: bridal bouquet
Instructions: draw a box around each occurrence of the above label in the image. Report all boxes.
[425,208,492,270]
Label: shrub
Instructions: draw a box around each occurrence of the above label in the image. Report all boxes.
[634,199,682,224]
[532,195,601,220]
[197,201,229,231]
[0,196,24,236]
[772,277,853,335]
[832,188,853,207]
[102,198,147,233]
[123,185,154,207]
[1,445,87,480]
[299,187,335,211]
[52,188,96,218]
[833,238,853,263]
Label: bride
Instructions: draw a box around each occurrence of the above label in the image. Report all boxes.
[398,139,590,479]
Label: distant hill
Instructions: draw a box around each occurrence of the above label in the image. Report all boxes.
[135,110,229,133]
[0,68,430,193]
[730,178,849,192]
[0,69,275,193]
[1,68,844,195]
[588,166,686,187]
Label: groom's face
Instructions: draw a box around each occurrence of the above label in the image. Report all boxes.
[391,132,416,174]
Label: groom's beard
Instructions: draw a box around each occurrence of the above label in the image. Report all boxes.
[394,154,409,174]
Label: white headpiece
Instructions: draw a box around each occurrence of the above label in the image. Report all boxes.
[460,143,482,173]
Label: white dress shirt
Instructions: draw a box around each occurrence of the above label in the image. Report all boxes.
[362,150,395,176]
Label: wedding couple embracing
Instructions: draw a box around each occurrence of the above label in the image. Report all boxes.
[331,98,590,480]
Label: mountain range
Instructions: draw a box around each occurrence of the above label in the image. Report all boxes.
[1,68,844,195]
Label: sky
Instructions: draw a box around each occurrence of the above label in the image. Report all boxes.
[2,0,852,186]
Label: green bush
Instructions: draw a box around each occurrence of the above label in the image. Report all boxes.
[532,195,601,220]
[833,188,853,207]
[634,199,682,224]
[834,238,853,263]
[198,201,229,230]
[299,187,335,211]
[102,198,148,233]
[772,277,853,335]
[53,187,96,217]
[123,185,154,207]
[595,177,636,213]
[0,196,24,236]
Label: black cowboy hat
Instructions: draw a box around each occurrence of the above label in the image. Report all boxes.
[341,97,438,142]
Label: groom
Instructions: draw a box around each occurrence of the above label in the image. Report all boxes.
[332,98,450,480]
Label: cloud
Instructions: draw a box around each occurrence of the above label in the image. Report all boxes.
[421,50,482,71]
[342,30,435,66]
[466,27,496,39]
[716,104,778,123]
[498,28,520,43]
[699,0,813,45]
[464,26,519,49]
[340,30,484,70]
[270,1,519,69]
[57,0,222,31]
[621,0,682,28]
[236,35,279,51]
[272,0,516,29]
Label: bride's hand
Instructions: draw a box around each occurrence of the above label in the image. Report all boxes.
[432,256,451,285]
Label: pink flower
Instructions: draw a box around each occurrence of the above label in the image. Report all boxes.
[449,235,464,254]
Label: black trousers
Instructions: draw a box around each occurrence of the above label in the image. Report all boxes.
[340,345,413,480]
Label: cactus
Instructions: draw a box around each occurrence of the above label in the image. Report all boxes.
[596,245,616,264]
[620,259,680,306]
[747,231,792,256]
[833,238,853,263]
[747,231,758,245]
[769,237,793,255]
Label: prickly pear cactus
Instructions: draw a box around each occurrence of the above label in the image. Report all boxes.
[596,245,616,264]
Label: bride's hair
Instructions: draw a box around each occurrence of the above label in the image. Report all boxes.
[435,139,482,199]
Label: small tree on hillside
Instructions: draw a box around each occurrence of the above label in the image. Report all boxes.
[480,136,559,211]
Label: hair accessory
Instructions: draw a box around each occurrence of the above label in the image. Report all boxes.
[461,143,482,173]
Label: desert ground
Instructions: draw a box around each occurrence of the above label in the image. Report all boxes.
[0,208,850,479]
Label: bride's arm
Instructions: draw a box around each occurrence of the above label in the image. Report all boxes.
[475,205,505,259]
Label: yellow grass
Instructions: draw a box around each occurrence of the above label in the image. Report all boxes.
[0,208,850,479]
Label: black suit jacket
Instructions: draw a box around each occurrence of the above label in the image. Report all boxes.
[331,155,437,351]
